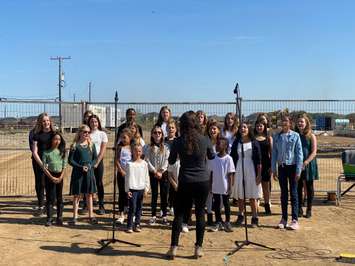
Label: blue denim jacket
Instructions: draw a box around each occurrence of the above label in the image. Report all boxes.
[271,130,304,176]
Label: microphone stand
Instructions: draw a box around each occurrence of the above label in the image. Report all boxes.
[226,83,275,257]
[97,91,141,253]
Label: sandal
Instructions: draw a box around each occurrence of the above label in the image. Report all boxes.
[89,217,98,225]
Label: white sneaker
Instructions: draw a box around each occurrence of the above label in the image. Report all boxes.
[149,216,157,225]
[117,215,125,224]
[288,220,300,230]
[278,219,287,229]
[181,223,189,233]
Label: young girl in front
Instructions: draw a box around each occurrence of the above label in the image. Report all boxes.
[68,124,98,225]
[144,125,170,225]
[231,122,262,227]
[116,128,133,224]
[209,137,235,233]
[222,112,239,153]
[125,144,150,233]
[254,119,273,215]
[42,132,66,226]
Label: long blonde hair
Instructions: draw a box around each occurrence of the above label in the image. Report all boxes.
[33,112,55,134]
[71,124,93,151]
[295,113,312,139]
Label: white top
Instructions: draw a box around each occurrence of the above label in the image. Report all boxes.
[161,122,168,138]
[222,130,236,154]
[119,146,132,168]
[90,129,108,155]
[209,154,235,195]
[124,160,150,193]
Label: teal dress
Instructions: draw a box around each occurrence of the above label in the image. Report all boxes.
[300,135,319,181]
[69,144,98,195]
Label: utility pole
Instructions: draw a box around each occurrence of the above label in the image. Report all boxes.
[73,93,76,102]
[88,81,92,102]
[50,56,71,131]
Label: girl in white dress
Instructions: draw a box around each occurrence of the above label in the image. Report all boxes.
[231,122,262,227]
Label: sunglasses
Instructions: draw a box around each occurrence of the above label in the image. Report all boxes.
[82,131,90,134]
[153,131,162,135]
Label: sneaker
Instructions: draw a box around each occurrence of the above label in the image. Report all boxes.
[278,218,287,229]
[96,205,105,215]
[289,220,299,230]
[89,217,98,225]
[251,217,259,228]
[166,246,177,260]
[126,228,133,233]
[181,223,189,233]
[211,222,224,232]
[194,245,204,259]
[235,215,244,226]
[133,225,142,232]
[34,206,45,217]
[149,216,157,225]
[224,222,233,232]
[117,214,125,224]
[162,216,169,225]
[68,218,77,226]
[45,219,53,227]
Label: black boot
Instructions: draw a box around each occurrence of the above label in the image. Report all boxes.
[305,207,312,218]
[264,203,272,215]
[207,213,214,226]
[298,207,303,218]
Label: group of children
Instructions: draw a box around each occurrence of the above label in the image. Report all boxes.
[32,107,318,233]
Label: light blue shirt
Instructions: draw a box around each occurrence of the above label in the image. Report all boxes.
[271,130,304,176]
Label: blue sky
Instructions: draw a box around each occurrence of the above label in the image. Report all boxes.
[1,0,355,102]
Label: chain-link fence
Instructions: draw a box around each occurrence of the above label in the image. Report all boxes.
[0,99,354,196]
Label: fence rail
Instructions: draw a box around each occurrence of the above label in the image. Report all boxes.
[0,99,354,196]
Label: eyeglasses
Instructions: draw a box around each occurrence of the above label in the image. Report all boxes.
[153,131,162,135]
[82,131,90,134]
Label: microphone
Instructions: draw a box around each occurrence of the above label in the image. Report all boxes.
[233,83,239,96]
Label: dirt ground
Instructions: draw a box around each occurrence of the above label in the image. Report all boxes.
[0,193,355,266]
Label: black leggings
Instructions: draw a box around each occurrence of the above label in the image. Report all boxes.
[213,194,231,223]
[171,181,209,247]
[32,158,45,207]
[117,172,127,212]
[297,170,314,209]
[150,172,170,217]
[45,172,63,219]
[94,161,105,205]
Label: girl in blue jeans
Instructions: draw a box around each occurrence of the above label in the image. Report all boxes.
[272,115,303,230]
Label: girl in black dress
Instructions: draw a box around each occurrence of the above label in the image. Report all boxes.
[254,119,273,215]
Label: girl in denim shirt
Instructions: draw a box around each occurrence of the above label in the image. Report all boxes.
[272,115,303,230]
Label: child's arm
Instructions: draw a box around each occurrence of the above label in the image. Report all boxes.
[41,152,57,182]
[115,145,126,176]
[144,146,157,175]
[91,144,98,168]
[144,163,150,196]
[158,146,170,174]
[227,172,234,195]
[68,148,84,169]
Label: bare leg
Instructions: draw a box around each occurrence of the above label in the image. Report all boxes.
[86,193,94,219]
[262,181,270,204]
[73,195,80,219]
[250,198,258,217]
[238,199,244,215]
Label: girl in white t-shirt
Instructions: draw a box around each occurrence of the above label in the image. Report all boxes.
[89,115,108,215]
[209,137,235,233]
[125,144,150,233]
